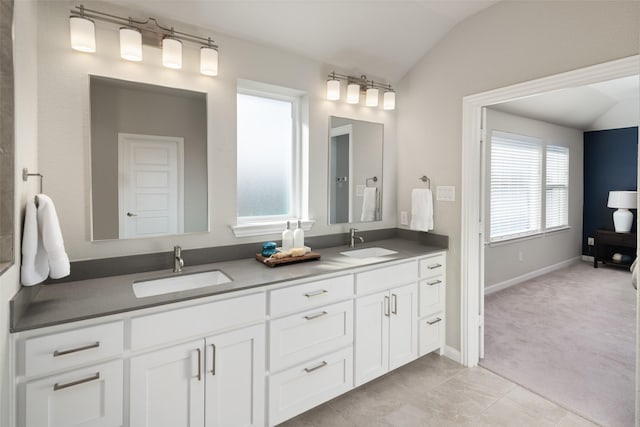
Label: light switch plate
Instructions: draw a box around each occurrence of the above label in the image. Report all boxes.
[436,186,455,202]
[400,211,408,225]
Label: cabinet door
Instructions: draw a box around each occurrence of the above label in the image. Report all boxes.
[389,283,418,370]
[130,340,205,427]
[355,290,389,386]
[205,324,265,427]
[24,359,123,427]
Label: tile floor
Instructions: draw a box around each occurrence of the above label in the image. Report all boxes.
[279,353,600,427]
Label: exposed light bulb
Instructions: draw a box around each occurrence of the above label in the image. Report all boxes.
[327,79,340,101]
[69,16,96,53]
[119,27,142,61]
[162,37,182,69]
[200,46,218,76]
[366,87,379,107]
[347,83,360,104]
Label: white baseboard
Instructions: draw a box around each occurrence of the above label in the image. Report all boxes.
[443,346,461,363]
[484,256,581,295]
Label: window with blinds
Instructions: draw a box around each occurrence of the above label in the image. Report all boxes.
[545,145,569,229]
[490,131,542,241]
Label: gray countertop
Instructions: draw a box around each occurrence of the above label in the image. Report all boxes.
[10,238,446,332]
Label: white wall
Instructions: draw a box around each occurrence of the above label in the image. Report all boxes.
[36,0,398,261]
[0,1,39,424]
[589,97,640,131]
[396,0,640,350]
[483,109,583,288]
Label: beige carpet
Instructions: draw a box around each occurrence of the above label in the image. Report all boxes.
[481,262,636,427]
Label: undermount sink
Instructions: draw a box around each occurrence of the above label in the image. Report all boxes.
[133,270,232,298]
[340,247,398,259]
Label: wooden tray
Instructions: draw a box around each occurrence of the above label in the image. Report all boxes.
[255,252,321,268]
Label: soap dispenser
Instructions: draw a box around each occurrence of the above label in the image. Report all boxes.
[282,221,294,251]
[293,220,304,249]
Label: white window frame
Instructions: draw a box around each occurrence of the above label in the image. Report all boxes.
[488,130,571,244]
[232,80,313,237]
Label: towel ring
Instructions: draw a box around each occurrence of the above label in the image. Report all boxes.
[23,168,44,193]
[419,175,430,188]
[366,176,378,187]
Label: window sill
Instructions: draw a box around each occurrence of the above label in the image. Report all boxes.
[231,219,315,238]
[487,226,571,247]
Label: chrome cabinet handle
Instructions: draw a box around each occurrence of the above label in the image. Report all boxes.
[391,294,398,315]
[384,295,390,317]
[53,341,100,357]
[54,372,100,391]
[210,344,216,376]
[427,263,442,270]
[427,279,442,286]
[196,348,202,381]
[304,289,328,298]
[304,361,327,373]
[304,311,328,321]
[427,317,442,325]
[126,212,138,217]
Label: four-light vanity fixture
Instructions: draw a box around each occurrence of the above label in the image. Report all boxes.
[69,4,219,76]
[326,72,395,110]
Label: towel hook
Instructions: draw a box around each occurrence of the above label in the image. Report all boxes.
[419,175,431,188]
[23,168,44,193]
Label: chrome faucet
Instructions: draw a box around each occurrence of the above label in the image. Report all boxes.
[349,228,365,248]
[173,245,184,273]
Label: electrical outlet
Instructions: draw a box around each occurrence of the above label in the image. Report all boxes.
[400,211,409,225]
[587,237,595,246]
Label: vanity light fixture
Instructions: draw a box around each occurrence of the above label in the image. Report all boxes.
[69,5,96,53]
[119,24,142,61]
[326,71,395,110]
[69,4,219,76]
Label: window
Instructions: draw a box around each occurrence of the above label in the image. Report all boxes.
[234,80,308,237]
[489,131,569,242]
[545,146,569,229]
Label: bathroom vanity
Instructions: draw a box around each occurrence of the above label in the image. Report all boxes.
[10,238,446,427]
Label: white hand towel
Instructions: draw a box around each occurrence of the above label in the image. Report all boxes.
[20,199,49,286]
[36,194,70,279]
[410,188,434,232]
[361,187,377,221]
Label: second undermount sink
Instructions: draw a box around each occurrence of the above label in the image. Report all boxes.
[133,270,232,298]
[340,247,399,259]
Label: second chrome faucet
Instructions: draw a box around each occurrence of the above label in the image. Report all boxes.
[173,245,184,273]
[349,228,365,248]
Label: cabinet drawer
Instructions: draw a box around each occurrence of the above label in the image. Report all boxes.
[270,275,353,317]
[23,321,124,377]
[131,292,265,351]
[270,300,353,373]
[24,359,123,427]
[419,253,446,278]
[268,347,353,426]
[419,315,444,356]
[419,277,445,317]
[356,261,417,295]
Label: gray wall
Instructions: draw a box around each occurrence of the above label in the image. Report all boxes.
[90,78,208,240]
[484,109,584,288]
[396,1,639,350]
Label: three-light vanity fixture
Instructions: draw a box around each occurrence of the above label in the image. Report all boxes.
[69,4,219,76]
[326,72,395,110]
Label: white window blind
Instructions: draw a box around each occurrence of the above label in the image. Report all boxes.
[490,131,542,241]
[545,145,569,229]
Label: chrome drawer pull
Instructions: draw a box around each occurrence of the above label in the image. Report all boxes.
[196,348,202,381]
[427,279,442,286]
[391,294,398,315]
[210,344,216,376]
[427,318,442,325]
[53,341,100,357]
[304,289,328,298]
[304,311,328,321]
[304,361,328,373]
[384,295,390,317]
[427,263,442,270]
[53,372,100,391]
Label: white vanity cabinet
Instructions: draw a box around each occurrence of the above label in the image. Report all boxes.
[418,252,447,356]
[267,274,355,426]
[18,321,125,427]
[129,293,266,427]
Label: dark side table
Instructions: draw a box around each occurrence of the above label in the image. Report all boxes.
[593,229,637,268]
